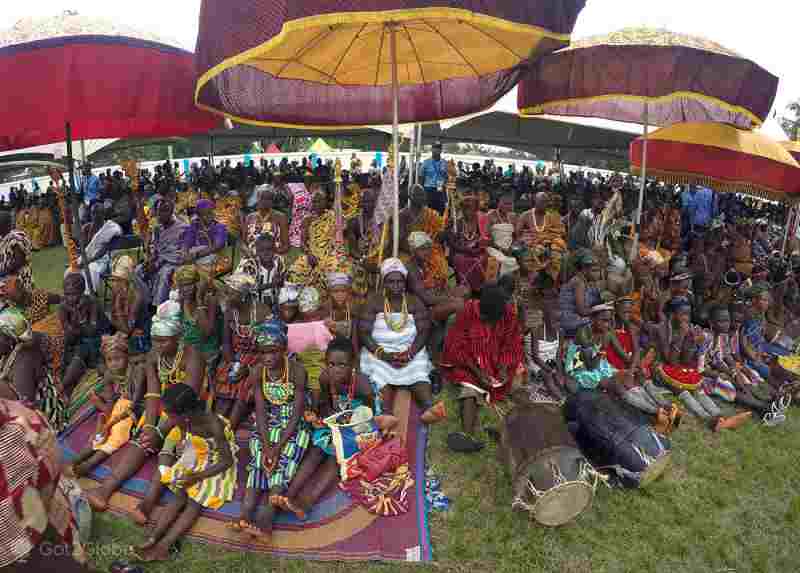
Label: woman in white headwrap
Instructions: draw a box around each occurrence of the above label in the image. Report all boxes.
[359,258,446,424]
[0,306,67,432]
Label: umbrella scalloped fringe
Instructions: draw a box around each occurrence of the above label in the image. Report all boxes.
[519,91,764,128]
[630,166,800,203]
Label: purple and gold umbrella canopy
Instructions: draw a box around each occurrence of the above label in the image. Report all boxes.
[518,28,778,129]
[194,0,586,128]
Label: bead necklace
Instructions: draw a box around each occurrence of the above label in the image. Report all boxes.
[384,295,409,332]
[159,344,185,386]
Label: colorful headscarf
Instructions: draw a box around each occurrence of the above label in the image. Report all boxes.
[0,307,31,343]
[111,255,135,280]
[223,272,257,295]
[299,286,321,314]
[151,300,183,337]
[327,272,352,289]
[408,231,432,250]
[101,332,129,357]
[590,304,615,315]
[197,199,215,210]
[254,318,289,347]
[174,265,199,286]
[380,257,408,279]
[279,283,301,306]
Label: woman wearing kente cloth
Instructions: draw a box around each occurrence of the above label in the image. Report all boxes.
[68,332,146,478]
[132,384,237,563]
[698,305,787,425]
[183,199,228,278]
[242,187,289,257]
[109,255,151,356]
[279,337,392,520]
[215,273,272,418]
[320,272,358,343]
[0,212,34,294]
[515,191,567,284]
[359,258,446,424]
[136,199,188,306]
[85,301,206,522]
[399,185,449,294]
[440,285,523,453]
[289,190,351,296]
[0,306,67,432]
[444,188,488,293]
[653,297,751,431]
[234,319,311,540]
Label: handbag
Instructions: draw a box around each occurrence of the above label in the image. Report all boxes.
[355,437,407,482]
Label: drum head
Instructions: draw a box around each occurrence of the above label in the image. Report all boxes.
[533,482,594,527]
[638,450,672,488]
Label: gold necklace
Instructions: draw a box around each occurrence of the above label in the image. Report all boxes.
[532,210,546,232]
[159,344,184,384]
[384,295,409,332]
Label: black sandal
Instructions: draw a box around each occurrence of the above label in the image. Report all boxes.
[111,560,144,573]
[447,432,484,453]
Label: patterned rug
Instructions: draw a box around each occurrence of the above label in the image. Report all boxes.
[59,390,432,562]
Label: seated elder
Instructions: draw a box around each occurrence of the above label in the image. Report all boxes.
[136,199,188,306]
[182,199,228,278]
[440,284,524,453]
[359,258,445,424]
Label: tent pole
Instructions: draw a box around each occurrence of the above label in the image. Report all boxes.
[65,122,95,295]
[782,204,795,254]
[409,123,417,187]
[630,103,649,261]
[390,24,400,258]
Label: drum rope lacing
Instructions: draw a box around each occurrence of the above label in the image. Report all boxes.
[511,461,608,514]
[763,393,791,427]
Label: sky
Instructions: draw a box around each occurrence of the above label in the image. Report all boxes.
[1,0,797,120]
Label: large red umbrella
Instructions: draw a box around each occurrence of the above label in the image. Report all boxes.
[629,122,800,201]
[781,141,800,163]
[0,12,217,151]
[518,27,779,254]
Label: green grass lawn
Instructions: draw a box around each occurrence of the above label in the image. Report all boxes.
[32,247,800,573]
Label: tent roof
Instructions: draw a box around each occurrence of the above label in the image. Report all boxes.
[308,138,332,153]
[423,88,639,164]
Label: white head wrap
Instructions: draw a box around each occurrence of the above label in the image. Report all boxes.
[151,300,183,337]
[298,286,321,313]
[380,257,408,278]
[407,231,432,250]
[491,223,515,251]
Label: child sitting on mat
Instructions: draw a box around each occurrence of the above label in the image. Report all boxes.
[131,383,237,563]
[68,332,145,477]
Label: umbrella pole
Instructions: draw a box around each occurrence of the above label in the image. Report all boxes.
[65,121,95,295]
[782,204,795,254]
[630,103,649,261]
[390,24,400,258]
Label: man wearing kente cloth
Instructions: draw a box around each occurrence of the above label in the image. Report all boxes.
[399,185,449,294]
[515,191,566,284]
[346,188,387,301]
[288,190,351,296]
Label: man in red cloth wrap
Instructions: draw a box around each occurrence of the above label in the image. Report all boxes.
[440,285,524,453]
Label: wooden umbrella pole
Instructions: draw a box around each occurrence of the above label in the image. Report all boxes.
[390,23,400,259]
[630,103,649,262]
[65,122,95,295]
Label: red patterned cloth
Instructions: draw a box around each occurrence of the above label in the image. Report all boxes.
[605,329,633,371]
[0,399,85,568]
[441,300,524,403]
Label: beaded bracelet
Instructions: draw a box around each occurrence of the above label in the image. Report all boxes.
[143,393,161,400]
[142,424,163,440]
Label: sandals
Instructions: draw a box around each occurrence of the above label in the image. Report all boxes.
[110,560,144,573]
[447,432,484,453]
